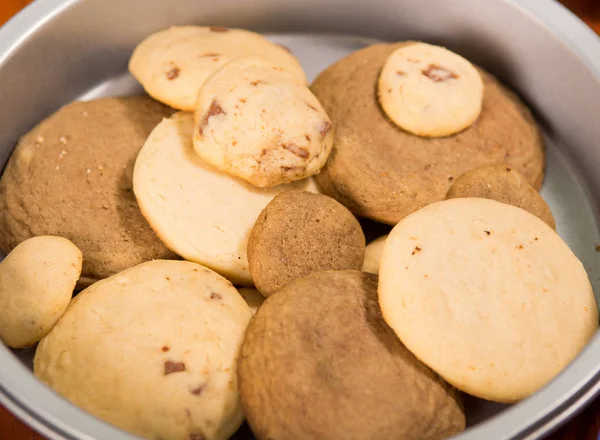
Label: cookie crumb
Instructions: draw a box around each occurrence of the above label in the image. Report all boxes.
[55,166,60,171]
[411,246,422,255]
[86,168,91,174]
[448,176,454,181]
[164,360,186,375]
[190,384,206,396]
[166,66,180,80]
[250,80,264,86]
[516,244,524,250]
[484,230,491,235]
[422,64,459,82]
[210,292,222,300]
[59,136,67,144]
[161,346,170,352]
[36,135,45,143]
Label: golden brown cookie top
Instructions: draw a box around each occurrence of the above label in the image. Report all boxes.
[247,190,365,296]
[129,26,307,110]
[0,96,177,287]
[446,164,556,229]
[194,57,333,188]
[311,42,545,225]
[238,270,466,440]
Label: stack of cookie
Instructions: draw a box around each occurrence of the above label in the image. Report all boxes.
[0,25,597,440]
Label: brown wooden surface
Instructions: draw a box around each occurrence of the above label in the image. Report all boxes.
[0,0,599,439]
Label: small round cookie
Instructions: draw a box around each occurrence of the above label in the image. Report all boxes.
[35,260,252,440]
[378,198,598,403]
[362,235,387,274]
[129,26,307,111]
[239,270,466,440]
[194,57,333,188]
[446,164,556,229]
[133,112,320,285]
[378,42,484,137]
[247,190,365,297]
[0,236,82,348]
[0,96,177,287]
[311,42,545,224]
[237,288,264,315]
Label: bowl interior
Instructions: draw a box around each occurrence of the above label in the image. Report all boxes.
[0,0,599,439]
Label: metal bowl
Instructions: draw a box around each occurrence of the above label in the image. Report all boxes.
[0,0,599,439]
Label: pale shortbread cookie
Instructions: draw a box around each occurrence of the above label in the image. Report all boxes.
[133,112,320,285]
[129,26,306,111]
[237,288,264,315]
[0,236,82,348]
[378,198,598,403]
[194,57,333,188]
[35,260,252,440]
[362,235,387,274]
[378,42,483,137]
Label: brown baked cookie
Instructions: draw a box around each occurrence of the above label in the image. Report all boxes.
[238,270,466,440]
[247,190,365,296]
[311,42,545,225]
[0,96,177,287]
[446,164,556,229]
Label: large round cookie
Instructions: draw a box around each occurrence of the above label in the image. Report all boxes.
[311,43,545,224]
[194,57,333,188]
[239,270,465,440]
[378,198,598,403]
[247,190,365,296]
[129,26,307,111]
[35,260,252,440]
[133,112,320,285]
[0,96,177,287]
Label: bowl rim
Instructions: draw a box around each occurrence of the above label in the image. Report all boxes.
[0,0,599,439]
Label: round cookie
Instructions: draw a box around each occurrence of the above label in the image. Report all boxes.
[311,42,545,225]
[34,260,252,440]
[129,26,307,111]
[362,235,387,274]
[238,270,466,440]
[194,57,333,188]
[247,190,365,296]
[237,288,264,315]
[0,236,82,348]
[378,42,484,137]
[133,112,320,285]
[0,96,177,287]
[446,164,556,229]
[378,198,598,403]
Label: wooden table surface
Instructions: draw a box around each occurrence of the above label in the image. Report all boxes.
[0,0,599,439]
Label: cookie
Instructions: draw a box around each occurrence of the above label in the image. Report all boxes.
[446,164,556,229]
[311,43,545,224]
[0,96,177,287]
[34,260,252,440]
[378,198,598,403]
[133,112,320,285]
[238,270,466,440]
[237,288,264,315]
[247,190,365,296]
[378,42,484,137]
[194,57,333,188]
[362,235,387,274]
[129,26,307,111]
[0,236,82,348]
